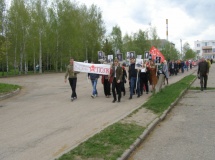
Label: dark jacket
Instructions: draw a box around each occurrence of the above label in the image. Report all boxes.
[111,65,123,82]
[198,61,209,76]
[128,63,137,80]
[122,66,127,83]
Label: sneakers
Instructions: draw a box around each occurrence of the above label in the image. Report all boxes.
[71,97,77,101]
[91,95,95,98]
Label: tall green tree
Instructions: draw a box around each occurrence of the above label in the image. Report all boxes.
[110,25,122,58]
[8,0,31,74]
[0,0,6,64]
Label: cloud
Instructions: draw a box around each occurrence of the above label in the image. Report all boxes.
[78,0,215,52]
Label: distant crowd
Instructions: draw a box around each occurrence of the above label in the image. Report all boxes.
[64,57,213,102]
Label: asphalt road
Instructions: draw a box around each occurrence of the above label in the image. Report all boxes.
[0,67,196,160]
[0,71,151,160]
[129,64,215,160]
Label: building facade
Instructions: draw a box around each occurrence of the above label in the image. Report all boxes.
[194,40,215,59]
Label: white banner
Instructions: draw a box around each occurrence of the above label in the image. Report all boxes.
[74,61,111,75]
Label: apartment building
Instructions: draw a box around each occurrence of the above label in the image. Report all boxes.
[194,40,215,59]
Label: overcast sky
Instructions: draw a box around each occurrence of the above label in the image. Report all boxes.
[76,0,215,52]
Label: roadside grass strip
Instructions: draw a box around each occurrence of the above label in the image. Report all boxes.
[57,123,145,160]
[57,75,196,160]
[0,83,20,94]
[143,75,196,114]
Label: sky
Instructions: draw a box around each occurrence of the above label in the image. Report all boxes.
[76,0,215,52]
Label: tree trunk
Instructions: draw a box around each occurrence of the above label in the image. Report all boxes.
[39,30,42,73]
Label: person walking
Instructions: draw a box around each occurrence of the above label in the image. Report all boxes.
[206,59,211,72]
[121,63,127,96]
[111,59,123,103]
[162,60,169,85]
[197,57,209,91]
[186,60,189,71]
[88,63,100,98]
[169,60,175,76]
[128,57,140,99]
[148,60,157,92]
[65,57,80,101]
[139,63,149,95]
[181,60,185,73]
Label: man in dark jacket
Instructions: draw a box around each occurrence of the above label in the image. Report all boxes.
[111,58,123,103]
[197,57,209,91]
[128,58,140,99]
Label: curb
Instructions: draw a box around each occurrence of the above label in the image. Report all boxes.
[0,88,20,101]
[118,76,197,160]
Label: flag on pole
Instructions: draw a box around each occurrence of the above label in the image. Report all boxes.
[149,46,165,63]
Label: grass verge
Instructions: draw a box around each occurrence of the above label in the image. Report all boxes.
[56,74,196,160]
[57,123,145,160]
[143,75,196,113]
[0,83,20,95]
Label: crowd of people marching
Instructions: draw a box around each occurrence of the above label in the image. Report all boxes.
[64,57,213,102]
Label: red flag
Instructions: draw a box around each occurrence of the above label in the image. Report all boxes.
[149,46,165,63]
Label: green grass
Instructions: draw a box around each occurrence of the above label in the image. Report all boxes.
[57,123,145,160]
[0,70,37,77]
[0,70,58,77]
[0,83,20,94]
[143,75,196,113]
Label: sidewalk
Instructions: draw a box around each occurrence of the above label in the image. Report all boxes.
[128,64,215,160]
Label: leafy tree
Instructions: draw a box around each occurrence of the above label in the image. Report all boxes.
[122,33,134,54]
[183,42,196,60]
[133,29,150,56]
[101,38,113,57]
[184,49,196,60]
[110,25,122,58]
[161,42,180,61]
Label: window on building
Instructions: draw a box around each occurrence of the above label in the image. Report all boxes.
[197,50,200,54]
[205,42,207,46]
[197,44,200,47]
[213,48,215,53]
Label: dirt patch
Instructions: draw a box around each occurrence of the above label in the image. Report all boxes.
[120,107,157,127]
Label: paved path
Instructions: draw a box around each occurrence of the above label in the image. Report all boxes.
[129,64,215,160]
[0,67,195,160]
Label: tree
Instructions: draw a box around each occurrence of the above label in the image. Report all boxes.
[183,42,196,60]
[110,25,122,58]
[160,42,180,61]
[101,38,113,57]
[184,49,196,60]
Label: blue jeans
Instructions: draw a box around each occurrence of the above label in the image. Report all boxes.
[130,77,140,97]
[91,79,98,95]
